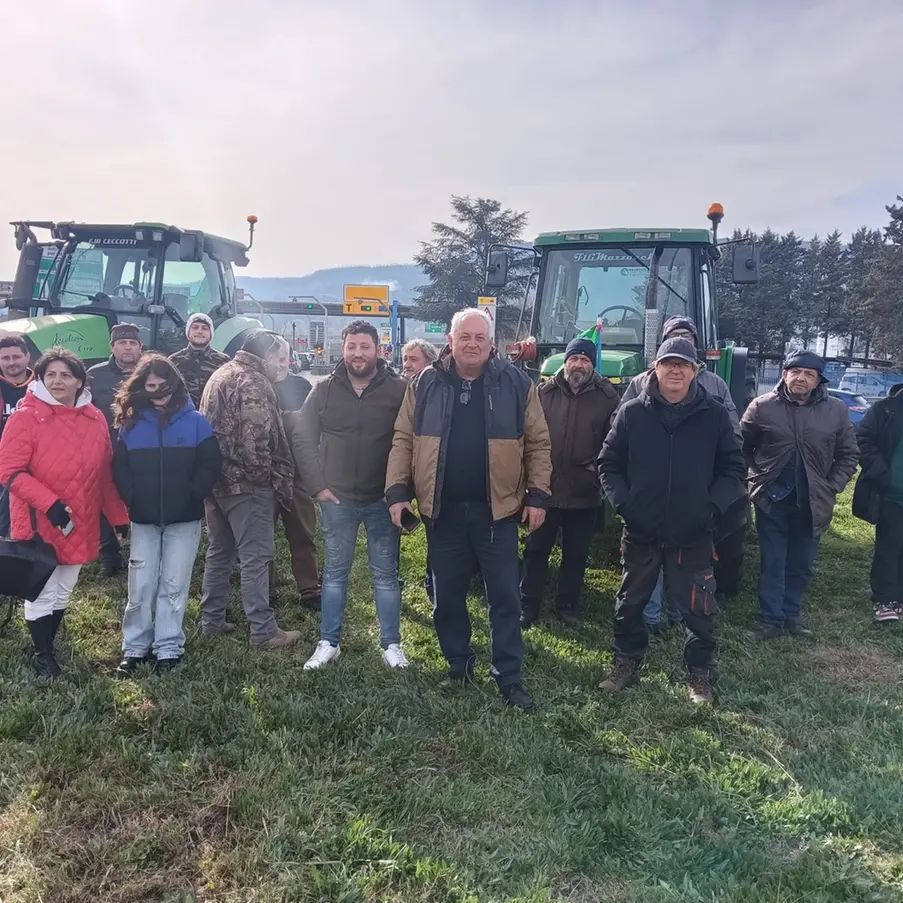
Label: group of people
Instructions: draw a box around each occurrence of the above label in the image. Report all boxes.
[0,306,899,709]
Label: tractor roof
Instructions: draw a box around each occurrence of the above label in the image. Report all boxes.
[534,228,713,247]
[10,220,250,265]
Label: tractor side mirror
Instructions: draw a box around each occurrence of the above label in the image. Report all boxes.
[732,242,759,284]
[485,250,510,288]
[9,243,44,309]
[719,315,736,340]
[179,231,204,263]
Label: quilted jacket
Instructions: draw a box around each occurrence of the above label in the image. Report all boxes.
[0,380,128,564]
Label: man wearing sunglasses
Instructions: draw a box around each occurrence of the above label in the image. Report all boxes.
[386,307,552,711]
[598,336,745,704]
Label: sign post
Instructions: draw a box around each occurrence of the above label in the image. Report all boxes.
[477,296,497,343]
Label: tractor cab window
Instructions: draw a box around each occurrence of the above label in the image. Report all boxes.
[535,246,692,346]
[160,243,224,321]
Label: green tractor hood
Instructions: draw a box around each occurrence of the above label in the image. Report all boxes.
[0,313,113,362]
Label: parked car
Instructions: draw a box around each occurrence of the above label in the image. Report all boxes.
[827,388,870,425]
[292,351,313,372]
[838,368,903,404]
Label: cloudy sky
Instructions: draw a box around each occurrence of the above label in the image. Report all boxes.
[2,0,901,278]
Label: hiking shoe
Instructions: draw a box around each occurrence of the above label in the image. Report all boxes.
[556,608,581,628]
[153,657,182,674]
[751,622,783,641]
[874,603,900,624]
[33,651,62,681]
[303,640,341,669]
[202,621,237,637]
[299,588,321,611]
[99,561,123,578]
[598,658,640,693]
[500,683,535,711]
[441,657,476,687]
[116,656,150,678]
[688,671,714,704]
[382,643,410,669]
[255,629,302,650]
[784,620,814,639]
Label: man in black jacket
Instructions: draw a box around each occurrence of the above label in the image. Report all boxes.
[598,336,745,704]
[87,323,143,576]
[853,383,903,624]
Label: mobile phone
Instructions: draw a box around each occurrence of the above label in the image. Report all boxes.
[400,508,421,534]
[61,519,75,537]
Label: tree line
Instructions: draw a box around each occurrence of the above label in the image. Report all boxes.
[413,194,903,361]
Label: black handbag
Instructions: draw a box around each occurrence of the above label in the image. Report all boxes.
[0,472,58,625]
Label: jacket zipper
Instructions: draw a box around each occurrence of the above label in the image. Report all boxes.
[157,416,165,526]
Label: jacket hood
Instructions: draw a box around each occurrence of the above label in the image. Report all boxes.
[26,378,94,409]
[0,369,34,389]
[889,383,903,398]
[233,349,276,382]
[138,398,196,424]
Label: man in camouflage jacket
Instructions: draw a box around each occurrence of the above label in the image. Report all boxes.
[169,313,231,406]
[199,330,300,650]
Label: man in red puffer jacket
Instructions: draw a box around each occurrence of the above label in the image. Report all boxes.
[0,348,128,679]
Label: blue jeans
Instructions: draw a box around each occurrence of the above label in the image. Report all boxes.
[756,498,820,625]
[319,499,401,647]
[123,520,203,660]
[643,569,682,626]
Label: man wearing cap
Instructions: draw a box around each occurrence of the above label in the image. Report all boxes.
[622,316,746,631]
[87,322,144,576]
[598,336,745,703]
[742,351,858,639]
[169,313,231,407]
[520,336,619,628]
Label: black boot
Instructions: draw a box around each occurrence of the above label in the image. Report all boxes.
[49,608,65,642]
[26,616,62,680]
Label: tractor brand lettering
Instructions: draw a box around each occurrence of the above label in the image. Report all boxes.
[52,330,86,345]
[572,250,654,264]
[88,238,139,246]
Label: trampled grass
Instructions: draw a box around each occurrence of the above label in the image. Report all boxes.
[2,486,902,902]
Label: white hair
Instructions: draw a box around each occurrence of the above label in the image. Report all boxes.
[450,307,492,336]
[402,338,439,362]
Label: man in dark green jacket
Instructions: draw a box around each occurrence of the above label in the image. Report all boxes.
[853,383,903,623]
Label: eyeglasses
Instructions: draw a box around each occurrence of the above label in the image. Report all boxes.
[460,379,472,405]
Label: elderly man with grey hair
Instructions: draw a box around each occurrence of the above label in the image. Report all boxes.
[386,307,552,711]
[401,338,439,380]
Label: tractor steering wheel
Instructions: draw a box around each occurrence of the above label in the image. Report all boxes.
[599,305,640,326]
[111,284,141,300]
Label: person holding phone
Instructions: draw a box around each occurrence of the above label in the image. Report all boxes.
[0,348,129,679]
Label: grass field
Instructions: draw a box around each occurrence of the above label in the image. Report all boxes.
[2,487,903,902]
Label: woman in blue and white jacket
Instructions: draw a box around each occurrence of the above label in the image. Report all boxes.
[112,354,221,676]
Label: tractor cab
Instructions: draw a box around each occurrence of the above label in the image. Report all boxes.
[5,218,258,359]
[486,205,760,409]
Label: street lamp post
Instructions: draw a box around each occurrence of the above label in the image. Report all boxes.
[289,295,329,363]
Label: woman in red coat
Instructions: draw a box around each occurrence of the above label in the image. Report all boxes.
[0,348,128,679]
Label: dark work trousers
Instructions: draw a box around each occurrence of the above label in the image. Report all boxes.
[270,492,319,595]
[712,497,749,599]
[520,506,596,619]
[427,502,523,688]
[755,497,819,625]
[871,498,903,605]
[613,533,717,673]
[99,514,122,568]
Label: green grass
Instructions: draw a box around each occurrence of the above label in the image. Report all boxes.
[2,487,903,902]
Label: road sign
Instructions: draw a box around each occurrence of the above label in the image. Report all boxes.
[342,300,390,316]
[477,296,497,341]
[343,284,391,317]
[424,323,445,334]
[380,325,392,345]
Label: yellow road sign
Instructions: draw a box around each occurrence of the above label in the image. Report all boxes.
[342,301,389,316]
[477,296,497,306]
[343,284,390,316]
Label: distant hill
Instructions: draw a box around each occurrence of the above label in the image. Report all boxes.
[237,264,424,303]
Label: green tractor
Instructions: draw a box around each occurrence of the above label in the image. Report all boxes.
[0,218,264,364]
[486,204,760,409]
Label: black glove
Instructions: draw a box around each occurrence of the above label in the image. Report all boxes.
[46,500,71,529]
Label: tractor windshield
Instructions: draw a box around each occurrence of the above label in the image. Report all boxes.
[42,238,227,353]
[534,246,693,346]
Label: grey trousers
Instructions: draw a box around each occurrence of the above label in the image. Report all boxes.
[201,491,279,643]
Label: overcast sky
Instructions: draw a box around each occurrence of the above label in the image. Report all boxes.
[2,0,901,278]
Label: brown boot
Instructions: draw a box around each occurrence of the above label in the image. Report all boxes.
[254,629,301,650]
[597,658,639,693]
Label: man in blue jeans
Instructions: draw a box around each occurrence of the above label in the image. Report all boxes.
[293,320,408,669]
[742,351,859,639]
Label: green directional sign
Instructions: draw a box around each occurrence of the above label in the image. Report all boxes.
[425,323,445,334]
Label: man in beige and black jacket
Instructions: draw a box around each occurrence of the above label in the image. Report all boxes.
[386,308,552,711]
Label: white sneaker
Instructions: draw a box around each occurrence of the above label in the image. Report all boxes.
[303,640,341,669]
[382,643,410,669]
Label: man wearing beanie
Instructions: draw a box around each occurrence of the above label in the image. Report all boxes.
[742,350,858,639]
[598,335,745,704]
[169,313,231,406]
[520,336,619,628]
[87,322,144,576]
